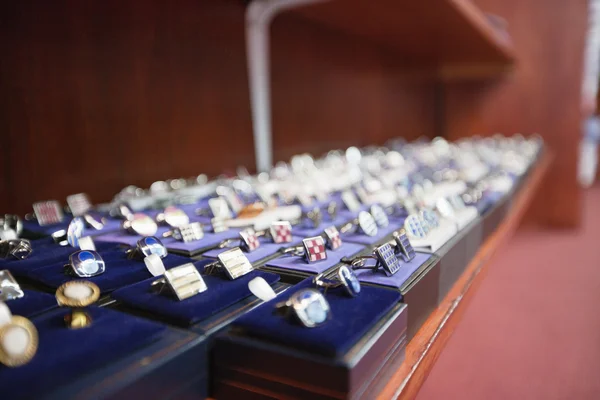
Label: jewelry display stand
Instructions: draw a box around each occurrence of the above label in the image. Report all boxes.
[411,218,458,253]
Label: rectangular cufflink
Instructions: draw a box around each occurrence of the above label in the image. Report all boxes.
[270,221,292,244]
[174,222,204,243]
[163,263,207,301]
[209,197,233,220]
[33,200,64,226]
[375,243,401,276]
[394,230,416,262]
[66,193,92,217]
[217,248,254,280]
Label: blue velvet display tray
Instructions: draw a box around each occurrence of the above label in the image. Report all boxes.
[17,249,191,294]
[265,242,365,274]
[6,289,57,318]
[232,279,402,357]
[111,260,280,327]
[203,236,303,263]
[0,307,168,398]
[1,239,118,275]
[342,218,405,246]
[354,252,433,289]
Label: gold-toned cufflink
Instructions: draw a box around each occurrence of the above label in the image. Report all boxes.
[0,314,38,367]
[55,281,100,329]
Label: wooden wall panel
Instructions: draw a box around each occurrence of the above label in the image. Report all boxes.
[443,0,589,227]
[0,0,435,215]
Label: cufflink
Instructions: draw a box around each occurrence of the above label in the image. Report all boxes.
[64,250,106,277]
[275,289,330,328]
[122,213,158,236]
[204,247,255,280]
[126,236,168,260]
[0,271,24,301]
[419,209,440,230]
[0,239,32,260]
[155,206,190,228]
[67,217,85,247]
[370,204,389,228]
[55,281,100,329]
[436,198,455,219]
[216,228,261,253]
[292,207,322,229]
[255,221,293,244]
[110,203,134,220]
[211,217,229,233]
[326,201,338,220]
[280,236,327,264]
[0,214,22,237]
[0,312,38,367]
[404,214,427,239]
[313,265,361,297]
[342,243,402,277]
[206,197,233,219]
[32,200,64,226]
[323,226,342,250]
[339,211,378,237]
[163,222,204,243]
[449,195,466,211]
[392,229,416,262]
[151,263,207,301]
[66,193,104,230]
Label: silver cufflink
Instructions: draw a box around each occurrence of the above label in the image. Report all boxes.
[339,211,378,237]
[122,213,158,236]
[275,288,330,328]
[217,228,261,253]
[280,236,327,264]
[0,270,24,301]
[323,226,342,250]
[155,206,190,228]
[163,222,204,243]
[151,263,207,301]
[64,250,106,277]
[292,207,322,229]
[126,236,168,260]
[66,193,104,230]
[313,265,361,297]
[204,247,255,280]
[0,214,23,237]
[32,200,64,226]
[370,204,389,228]
[0,239,32,260]
[392,229,416,262]
[343,242,402,277]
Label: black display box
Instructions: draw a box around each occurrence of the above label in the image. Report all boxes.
[213,301,408,399]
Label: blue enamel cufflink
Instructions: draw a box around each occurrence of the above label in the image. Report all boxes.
[313,265,361,297]
[343,242,402,277]
[64,250,106,277]
[127,236,168,260]
[275,288,331,328]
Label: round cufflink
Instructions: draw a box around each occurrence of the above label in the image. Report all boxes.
[0,312,38,367]
[339,211,378,237]
[419,209,439,230]
[64,250,106,277]
[313,265,361,297]
[369,204,389,228]
[122,213,158,236]
[155,206,190,228]
[0,239,32,260]
[55,281,100,329]
[275,288,330,328]
[280,236,327,264]
[126,236,168,260]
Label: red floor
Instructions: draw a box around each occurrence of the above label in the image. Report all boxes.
[416,187,600,400]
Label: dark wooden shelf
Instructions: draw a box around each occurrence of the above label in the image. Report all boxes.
[376,153,550,399]
[286,0,516,80]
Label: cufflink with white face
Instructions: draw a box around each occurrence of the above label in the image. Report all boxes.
[404,214,427,239]
[339,211,378,237]
[204,247,255,280]
[122,213,158,236]
[0,312,38,367]
[156,206,190,228]
[55,281,100,329]
[151,263,207,301]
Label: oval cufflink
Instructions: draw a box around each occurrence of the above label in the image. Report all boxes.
[339,210,378,237]
[419,209,440,230]
[55,281,100,329]
[279,236,327,264]
[369,204,390,228]
[404,214,427,240]
[122,213,158,236]
[64,250,106,278]
[0,239,32,260]
[155,206,190,228]
[0,312,38,367]
[313,265,361,297]
[126,236,168,260]
[274,288,330,328]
